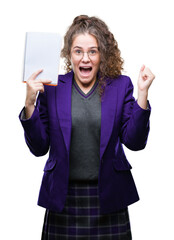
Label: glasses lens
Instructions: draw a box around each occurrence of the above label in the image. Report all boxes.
[72,49,99,58]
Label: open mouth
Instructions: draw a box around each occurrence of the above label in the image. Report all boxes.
[79,67,92,74]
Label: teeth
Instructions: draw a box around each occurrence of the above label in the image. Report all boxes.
[80,66,92,68]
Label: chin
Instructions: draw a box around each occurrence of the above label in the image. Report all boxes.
[80,77,95,84]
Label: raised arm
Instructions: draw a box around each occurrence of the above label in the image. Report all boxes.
[120,66,155,151]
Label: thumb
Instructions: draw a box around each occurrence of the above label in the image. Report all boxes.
[140,64,146,72]
[32,79,52,88]
[39,79,52,84]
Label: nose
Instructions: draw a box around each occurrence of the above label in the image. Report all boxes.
[82,52,90,62]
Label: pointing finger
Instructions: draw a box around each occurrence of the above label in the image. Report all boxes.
[28,69,43,81]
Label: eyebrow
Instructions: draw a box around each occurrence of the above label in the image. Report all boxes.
[73,46,98,49]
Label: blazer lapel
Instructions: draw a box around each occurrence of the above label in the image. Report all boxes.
[100,80,118,161]
[56,71,73,154]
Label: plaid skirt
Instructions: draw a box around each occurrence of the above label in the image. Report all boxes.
[41,180,132,239]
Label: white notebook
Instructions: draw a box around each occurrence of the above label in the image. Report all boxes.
[23,32,62,86]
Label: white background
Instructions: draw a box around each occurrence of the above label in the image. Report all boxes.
[0,0,174,239]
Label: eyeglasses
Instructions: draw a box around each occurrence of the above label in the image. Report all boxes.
[71,48,99,59]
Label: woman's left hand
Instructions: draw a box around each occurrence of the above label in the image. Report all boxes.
[137,65,155,109]
[138,65,155,93]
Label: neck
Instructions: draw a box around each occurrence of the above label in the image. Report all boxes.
[74,78,97,94]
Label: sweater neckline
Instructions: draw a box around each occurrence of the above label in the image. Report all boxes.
[73,79,99,98]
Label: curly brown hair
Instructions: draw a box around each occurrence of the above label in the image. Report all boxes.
[61,15,124,97]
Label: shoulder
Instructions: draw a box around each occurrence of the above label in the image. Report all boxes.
[108,75,133,88]
[58,71,74,82]
[44,71,73,92]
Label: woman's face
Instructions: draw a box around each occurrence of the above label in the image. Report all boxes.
[70,33,101,88]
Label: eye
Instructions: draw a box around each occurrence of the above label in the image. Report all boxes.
[74,49,82,55]
[89,49,97,56]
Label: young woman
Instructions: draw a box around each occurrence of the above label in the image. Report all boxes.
[20,15,155,239]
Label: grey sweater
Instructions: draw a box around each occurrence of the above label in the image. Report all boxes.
[69,79,101,182]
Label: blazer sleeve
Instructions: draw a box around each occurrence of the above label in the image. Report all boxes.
[19,90,50,156]
[119,77,151,151]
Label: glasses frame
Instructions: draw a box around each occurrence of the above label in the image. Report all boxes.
[71,48,100,59]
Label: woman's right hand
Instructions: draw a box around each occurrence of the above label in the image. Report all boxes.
[25,69,51,119]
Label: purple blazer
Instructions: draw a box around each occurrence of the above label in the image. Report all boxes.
[19,71,151,214]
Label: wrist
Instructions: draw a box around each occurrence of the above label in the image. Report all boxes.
[25,103,35,110]
[138,89,148,98]
[137,90,148,110]
[24,103,35,119]
[25,98,35,108]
